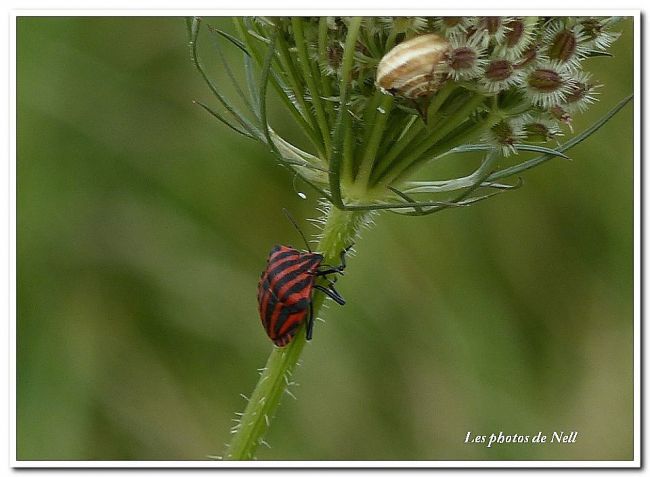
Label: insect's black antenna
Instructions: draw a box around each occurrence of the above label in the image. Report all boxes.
[282,208,312,253]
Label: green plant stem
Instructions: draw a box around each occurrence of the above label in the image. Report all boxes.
[291,17,332,157]
[384,28,398,52]
[425,83,458,128]
[330,16,363,208]
[392,113,499,185]
[274,32,321,143]
[317,17,335,120]
[370,118,425,182]
[233,18,324,157]
[356,94,394,187]
[379,93,487,186]
[224,206,369,461]
[341,112,355,185]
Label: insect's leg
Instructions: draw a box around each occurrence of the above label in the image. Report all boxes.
[316,244,354,276]
[420,62,444,121]
[339,243,353,269]
[412,99,427,122]
[314,284,346,306]
[324,284,346,305]
[316,267,342,277]
[421,98,430,123]
[427,61,438,91]
[306,300,315,341]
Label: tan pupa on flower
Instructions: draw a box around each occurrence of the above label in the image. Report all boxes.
[376,33,451,98]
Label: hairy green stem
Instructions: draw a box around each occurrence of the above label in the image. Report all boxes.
[224,207,370,460]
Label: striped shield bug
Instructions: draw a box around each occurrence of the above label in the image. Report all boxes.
[376,33,451,99]
[257,210,352,347]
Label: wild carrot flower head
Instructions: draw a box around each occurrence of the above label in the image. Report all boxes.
[189,16,626,216]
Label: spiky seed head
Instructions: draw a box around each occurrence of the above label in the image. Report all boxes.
[446,35,486,80]
[486,59,513,81]
[471,16,513,47]
[514,45,540,70]
[384,16,429,35]
[485,17,502,34]
[442,17,464,29]
[543,21,590,70]
[494,17,538,59]
[505,18,526,47]
[525,63,573,108]
[447,47,480,79]
[529,68,564,91]
[484,119,524,156]
[563,71,600,112]
[549,29,577,61]
[435,16,473,38]
[549,105,573,128]
[481,58,523,93]
[579,16,622,50]
[521,118,563,143]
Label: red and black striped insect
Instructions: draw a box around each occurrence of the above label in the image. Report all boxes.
[257,210,352,347]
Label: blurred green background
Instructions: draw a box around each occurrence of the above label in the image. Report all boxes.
[17,17,634,461]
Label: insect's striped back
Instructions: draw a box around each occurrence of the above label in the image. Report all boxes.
[376,33,450,98]
[258,245,323,346]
